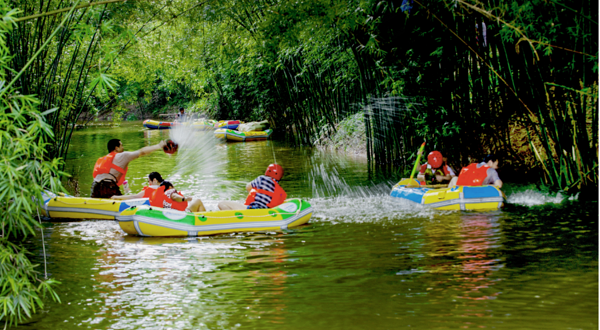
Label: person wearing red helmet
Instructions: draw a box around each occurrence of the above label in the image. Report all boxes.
[417,151,456,185]
[217,164,288,210]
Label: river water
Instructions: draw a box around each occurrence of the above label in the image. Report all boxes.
[17,121,598,329]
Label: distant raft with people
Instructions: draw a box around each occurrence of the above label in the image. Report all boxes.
[116,199,313,237]
[143,119,174,130]
[214,120,242,130]
[214,128,273,142]
[40,191,150,220]
[390,179,504,211]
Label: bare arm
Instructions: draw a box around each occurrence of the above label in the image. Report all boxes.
[170,192,192,202]
[246,182,252,192]
[111,190,145,200]
[138,140,166,157]
[494,179,503,189]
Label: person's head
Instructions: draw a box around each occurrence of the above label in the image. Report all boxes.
[427,151,443,169]
[483,154,500,169]
[148,172,163,186]
[107,139,123,153]
[265,164,284,181]
[179,107,185,114]
[160,181,174,191]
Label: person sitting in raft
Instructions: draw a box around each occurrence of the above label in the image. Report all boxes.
[454,154,503,188]
[417,151,456,185]
[217,164,287,211]
[110,172,164,200]
[175,107,187,122]
[91,139,167,198]
[150,181,206,212]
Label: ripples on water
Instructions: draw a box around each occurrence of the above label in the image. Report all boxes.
[21,122,597,330]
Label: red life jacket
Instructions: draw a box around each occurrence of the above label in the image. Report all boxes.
[150,186,188,211]
[419,163,452,176]
[245,178,287,208]
[93,152,128,186]
[456,163,489,186]
[142,186,158,198]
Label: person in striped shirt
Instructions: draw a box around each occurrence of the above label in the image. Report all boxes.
[218,164,287,210]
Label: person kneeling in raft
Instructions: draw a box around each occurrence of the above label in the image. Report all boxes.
[91,139,168,198]
[110,172,164,200]
[218,164,287,211]
[150,181,206,212]
[453,154,503,188]
[417,150,456,185]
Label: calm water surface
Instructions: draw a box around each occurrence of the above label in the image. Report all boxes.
[17,121,598,329]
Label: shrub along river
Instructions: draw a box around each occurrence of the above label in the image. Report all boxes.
[17,121,598,329]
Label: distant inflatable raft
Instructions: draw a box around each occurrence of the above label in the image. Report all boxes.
[390,179,504,211]
[214,120,242,130]
[116,199,313,237]
[143,119,173,129]
[214,128,273,142]
[40,191,150,220]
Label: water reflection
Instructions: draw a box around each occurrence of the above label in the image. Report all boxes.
[19,121,597,330]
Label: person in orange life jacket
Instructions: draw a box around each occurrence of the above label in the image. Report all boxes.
[110,172,164,200]
[217,164,287,211]
[417,151,456,185]
[91,139,167,198]
[455,154,502,188]
[150,181,206,212]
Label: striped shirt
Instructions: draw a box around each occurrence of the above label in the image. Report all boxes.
[248,175,276,209]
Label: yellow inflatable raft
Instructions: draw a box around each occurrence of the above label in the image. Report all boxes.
[116,199,313,237]
[41,191,150,220]
[214,128,273,142]
[390,179,504,211]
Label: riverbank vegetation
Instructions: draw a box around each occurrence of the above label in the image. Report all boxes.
[7,0,597,192]
[0,6,65,326]
[0,0,597,324]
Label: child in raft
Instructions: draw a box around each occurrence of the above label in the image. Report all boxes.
[111,172,164,200]
[150,181,206,212]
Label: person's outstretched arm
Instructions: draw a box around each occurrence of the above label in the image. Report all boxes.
[111,190,145,200]
[138,140,167,157]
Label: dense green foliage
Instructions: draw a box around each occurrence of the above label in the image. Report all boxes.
[0,4,64,327]
[8,0,596,191]
[0,0,597,325]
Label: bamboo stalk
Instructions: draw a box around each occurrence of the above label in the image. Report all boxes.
[15,0,130,23]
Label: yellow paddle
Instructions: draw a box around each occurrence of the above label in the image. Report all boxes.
[395,141,426,187]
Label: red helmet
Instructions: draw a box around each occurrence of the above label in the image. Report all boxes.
[427,151,443,168]
[265,164,284,181]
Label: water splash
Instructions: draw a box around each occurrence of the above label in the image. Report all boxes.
[164,124,238,205]
[506,189,579,206]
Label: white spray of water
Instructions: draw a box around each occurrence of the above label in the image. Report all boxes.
[164,123,238,207]
[506,189,579,206]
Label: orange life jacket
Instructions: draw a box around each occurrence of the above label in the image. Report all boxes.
[245,178,287,208]
[142,186,158,198]
[456,163,489,186]
[150,186,188,211]
[93,152,128,186]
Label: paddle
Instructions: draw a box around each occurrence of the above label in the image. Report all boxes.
[395,141,426,187]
